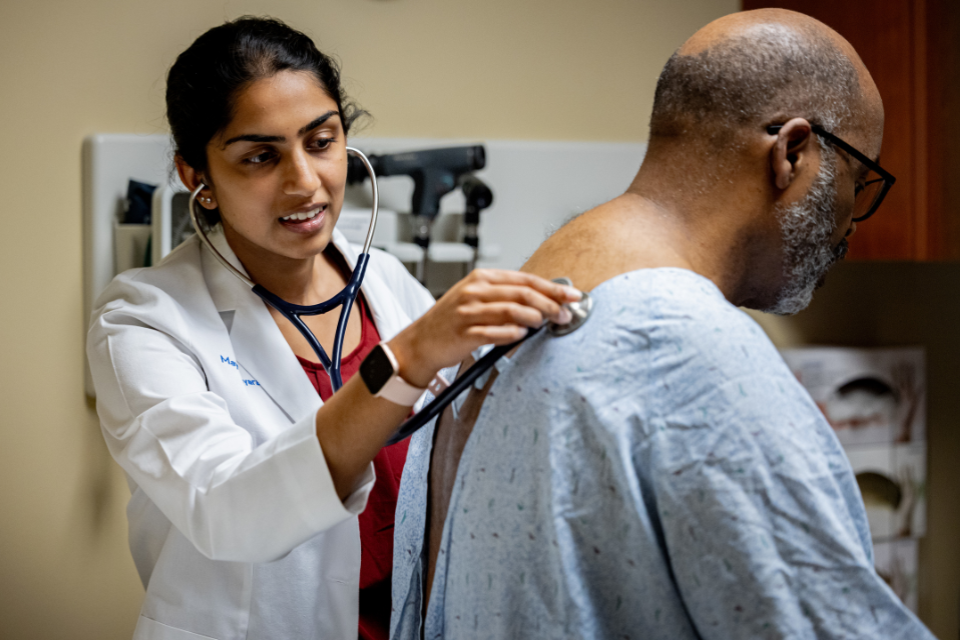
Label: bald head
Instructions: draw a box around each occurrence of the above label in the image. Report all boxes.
[649,9,878,150]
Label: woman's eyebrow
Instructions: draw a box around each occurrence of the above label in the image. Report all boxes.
[298,110,339,136]
[222,110,340,147]
[222,132,283,147]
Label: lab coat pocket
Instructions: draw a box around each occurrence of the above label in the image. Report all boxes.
[133,615,218,640]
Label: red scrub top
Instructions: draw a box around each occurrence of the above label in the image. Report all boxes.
[298,291,410,640]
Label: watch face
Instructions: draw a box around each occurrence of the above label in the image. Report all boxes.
[360,344,395,395]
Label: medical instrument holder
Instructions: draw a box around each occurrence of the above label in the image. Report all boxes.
[346,145,486,285]
[189,147,380,392]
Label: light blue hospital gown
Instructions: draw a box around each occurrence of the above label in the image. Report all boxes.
[391,268,933,640]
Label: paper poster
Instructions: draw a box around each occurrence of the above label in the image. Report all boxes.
[844,443,927,540]
[780,347,925,447]
[780,347,927,612]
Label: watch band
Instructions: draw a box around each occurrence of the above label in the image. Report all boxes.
[360,342,427,406]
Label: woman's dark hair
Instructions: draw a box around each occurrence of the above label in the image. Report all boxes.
[166,16,365,222]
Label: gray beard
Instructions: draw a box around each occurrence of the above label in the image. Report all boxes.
[765,151,847,316]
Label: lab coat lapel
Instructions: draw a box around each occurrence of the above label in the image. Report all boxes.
[203,229,320,423]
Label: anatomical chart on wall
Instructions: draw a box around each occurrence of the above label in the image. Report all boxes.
[780,346,926,612]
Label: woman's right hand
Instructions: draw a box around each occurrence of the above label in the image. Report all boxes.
[386,269,581,388]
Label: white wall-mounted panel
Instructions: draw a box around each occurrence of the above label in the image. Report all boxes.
[82,134,182,395]
[346,138,646,270]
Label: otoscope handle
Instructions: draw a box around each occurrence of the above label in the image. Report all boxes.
[461,175,493,226]
[385,325,543,445]
[460,175,492,251]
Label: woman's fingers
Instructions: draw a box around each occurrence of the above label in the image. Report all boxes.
[454,273,581,325]
[462,284,563,320]
[464,324,530,344]
[467,269,582,303]
[457,300,558,330]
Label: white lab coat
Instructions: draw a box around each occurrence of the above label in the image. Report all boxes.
[87,227,435,640]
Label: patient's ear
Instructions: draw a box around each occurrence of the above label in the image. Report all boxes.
[770,118,814,191]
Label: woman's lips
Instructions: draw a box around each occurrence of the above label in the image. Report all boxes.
[279,205,326,233]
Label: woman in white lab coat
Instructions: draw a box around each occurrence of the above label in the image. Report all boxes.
[86,17,576,640]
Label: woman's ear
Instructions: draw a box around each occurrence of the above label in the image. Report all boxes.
[174,155,217,209]
[770,118,815,191]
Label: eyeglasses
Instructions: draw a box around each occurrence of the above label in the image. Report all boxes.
[766,124,896,222]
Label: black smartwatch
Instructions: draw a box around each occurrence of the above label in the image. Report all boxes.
[359,342,426,406]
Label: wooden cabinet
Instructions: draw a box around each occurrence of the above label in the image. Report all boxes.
[742,0,960,261]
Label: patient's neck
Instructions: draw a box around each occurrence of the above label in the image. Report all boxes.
[522,169,760,304]
[520,192,693,292]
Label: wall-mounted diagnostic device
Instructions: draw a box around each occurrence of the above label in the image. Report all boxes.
[346,145,492,284]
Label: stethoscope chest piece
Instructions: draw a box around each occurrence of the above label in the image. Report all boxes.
[547,277,593,337]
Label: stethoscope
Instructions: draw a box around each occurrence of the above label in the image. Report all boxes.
[189,147,593,444]
[189,147,379,392]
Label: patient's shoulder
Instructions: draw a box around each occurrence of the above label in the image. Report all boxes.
[560,267,795,406]
[554,268,822,450]
[590,267,726,313]
[587,267,763,351]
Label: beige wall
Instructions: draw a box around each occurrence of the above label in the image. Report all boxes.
[1,1,956,639]
[0,1,735,638]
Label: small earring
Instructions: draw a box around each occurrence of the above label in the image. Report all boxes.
[200,196,212,204]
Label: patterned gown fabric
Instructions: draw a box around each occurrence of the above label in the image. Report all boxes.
[391,268,934,640]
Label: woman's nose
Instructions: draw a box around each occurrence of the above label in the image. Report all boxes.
[282,150,321,196]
